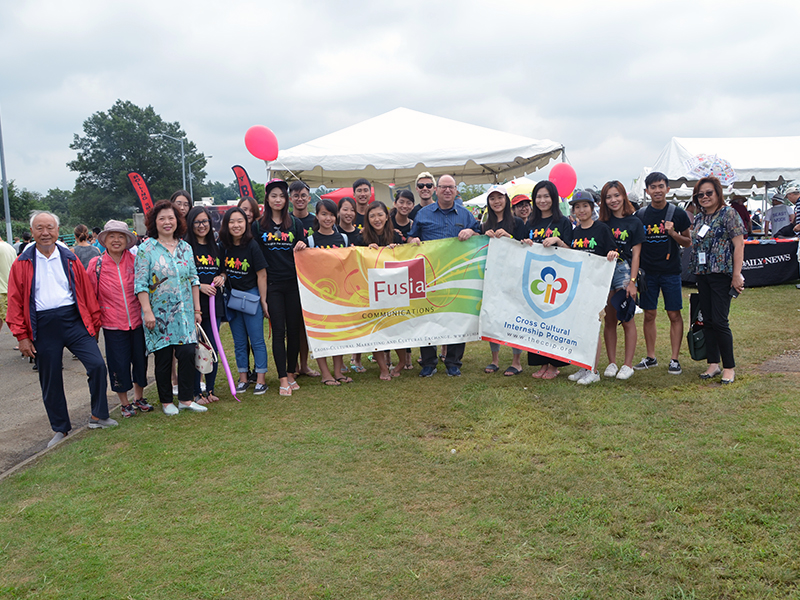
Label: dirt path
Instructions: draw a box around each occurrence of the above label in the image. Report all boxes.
[0,327,153,475]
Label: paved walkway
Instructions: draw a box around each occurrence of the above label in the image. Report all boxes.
[0,327,152,475]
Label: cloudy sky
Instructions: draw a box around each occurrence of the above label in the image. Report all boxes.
[2,0,799,196]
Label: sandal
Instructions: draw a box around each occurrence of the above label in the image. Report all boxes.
[196,393,212,405]
[336,376,353,384]
[321,378,340,386]
[531,366,548,379]
[542,368,560,380]
[403,363,414,370]
[484,364,499,373]
[503,366,522,376]
[299,368,321,377]
[289,380,300,391]
[279,386,292,396]
[351,365,367,373]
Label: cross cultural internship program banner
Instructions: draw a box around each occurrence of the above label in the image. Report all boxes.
[295,237,487,358]
[479,237,616,369]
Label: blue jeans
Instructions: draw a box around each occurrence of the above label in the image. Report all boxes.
[228,287,268,374]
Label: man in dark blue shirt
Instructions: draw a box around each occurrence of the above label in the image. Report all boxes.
[408,175,481,377]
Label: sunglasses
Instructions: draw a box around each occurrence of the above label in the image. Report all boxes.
[417,183,434,189]
[695,190,714,199]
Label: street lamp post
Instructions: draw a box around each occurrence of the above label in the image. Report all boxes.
[150,133,186,191]
[188,156,210,202]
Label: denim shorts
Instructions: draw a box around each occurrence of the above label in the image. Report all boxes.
[640,272,683,312]
[611,261,631,290]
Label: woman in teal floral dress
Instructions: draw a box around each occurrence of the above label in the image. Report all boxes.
[135,200,207,414]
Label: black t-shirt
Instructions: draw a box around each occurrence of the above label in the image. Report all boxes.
[294,213,316,238]
[605,214,646,264]
[308,231,349,249]
[514,214,574,246]
[220,238,267,291]
[391,214,413,242]
[353,231,403,246]
[354,212,366,232]
[482,216,523,237]
[569,221,616,257]
[192,241,223,316]
[253,217,307,282]
[636,204,691,274]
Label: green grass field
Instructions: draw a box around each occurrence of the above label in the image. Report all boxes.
[1,283,799,599]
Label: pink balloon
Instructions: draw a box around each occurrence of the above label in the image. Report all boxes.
[244,125,279,161]
[549,163,577,198]
[209,294,240,402]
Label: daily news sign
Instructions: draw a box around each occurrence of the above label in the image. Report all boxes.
[295,237,614,366]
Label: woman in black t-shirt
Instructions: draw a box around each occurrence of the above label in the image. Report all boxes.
[295,199,354,386]
[390,189,415,243]
[254,179,307,397]
[220,207,270,395]
[337,197,358,237]
[186,206,225,403]
[354,201,406,381]
[598,181,645,382]
[518,181,575,380]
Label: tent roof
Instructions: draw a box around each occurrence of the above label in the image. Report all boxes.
[651,136,800,189]
[270,107,564,187]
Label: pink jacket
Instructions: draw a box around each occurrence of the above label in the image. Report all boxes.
[87,250,143,331]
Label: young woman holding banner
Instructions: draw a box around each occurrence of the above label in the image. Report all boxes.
[515,180,574,380]
[255,179,307,396]
[354,201,407,381]
[294,199,353,386]
[598,181,644,381]
[481,185,525,376]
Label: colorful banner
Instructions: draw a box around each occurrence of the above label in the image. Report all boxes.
[295,237,487,358]
[127,172,153,214]
[479,237,615,369]
[232,165,255,198]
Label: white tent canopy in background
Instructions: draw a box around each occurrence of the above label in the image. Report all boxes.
[649,136,800,190]
[269,108,564,202]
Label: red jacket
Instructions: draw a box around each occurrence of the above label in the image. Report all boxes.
[87,250,143,330]
[6,244,102,342]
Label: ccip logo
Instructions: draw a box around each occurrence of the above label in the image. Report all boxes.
[530,266,568,305]
[522,252,580,318]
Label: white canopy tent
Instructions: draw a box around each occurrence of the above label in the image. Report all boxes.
[648,136,800,191]
[268,108,564,202]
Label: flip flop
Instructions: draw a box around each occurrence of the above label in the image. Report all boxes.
[289,380,300,391]
[299,368,321,377]
[379,373,392,381]
[403,363,414,370]
[279,386,292,396]
[532,367,547,379]
[542,369,560,380]
[321,379,340,386]
[484,364,500,373]
[351,365,367,373]
[503,366,522,376]
[336,376,353,384]
[196,394,212,405]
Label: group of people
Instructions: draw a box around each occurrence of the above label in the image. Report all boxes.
[1,168,750,449]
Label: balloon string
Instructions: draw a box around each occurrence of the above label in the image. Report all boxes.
[269,159,301,182]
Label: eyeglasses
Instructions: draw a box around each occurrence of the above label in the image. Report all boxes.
[290,194,310,200]
[695,190,714,199]
[193,220,210,227]
[417,183,434,189]
[437,185,456,191]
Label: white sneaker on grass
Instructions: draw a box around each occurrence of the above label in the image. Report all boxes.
[603,363,618,377]
[616,365,635,380]
[577,370,601,385]
[568,368,588,382]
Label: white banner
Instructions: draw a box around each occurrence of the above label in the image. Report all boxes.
[479,237,615,369]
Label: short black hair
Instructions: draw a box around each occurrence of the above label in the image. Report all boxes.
[645,172,668,188]
[352,178,371,192]
[289,181,310,194]
[92,227,101,235]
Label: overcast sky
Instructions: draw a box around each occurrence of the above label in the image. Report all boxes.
[2,0,799,196]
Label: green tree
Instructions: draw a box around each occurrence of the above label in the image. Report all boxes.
[4,180,44,220]
[42,188,73,222]
[458,183,486,203]
[68,100,208,217]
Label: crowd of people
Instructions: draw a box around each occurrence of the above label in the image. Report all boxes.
[0,169,775,450]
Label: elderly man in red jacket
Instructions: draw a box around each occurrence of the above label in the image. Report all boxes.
[7,211,117,448]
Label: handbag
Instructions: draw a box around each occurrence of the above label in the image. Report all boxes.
[195,324,218,374]
[226,288,260,315]
[686,292,707,361]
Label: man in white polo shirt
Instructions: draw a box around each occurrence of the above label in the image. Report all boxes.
[7,211,117,448]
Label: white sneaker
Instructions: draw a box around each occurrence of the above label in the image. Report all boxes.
[162,403,179,416]
[616,365,635,380]
[577,370,601,385]
[179,401,208,413]
[603,363,618,378]
[568,368,589,382]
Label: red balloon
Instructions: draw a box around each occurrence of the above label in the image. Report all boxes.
[549,163,577,198]
[244,125,279,161]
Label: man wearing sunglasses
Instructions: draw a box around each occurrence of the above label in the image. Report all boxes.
[410,171,435,220]
[634,172,691,375]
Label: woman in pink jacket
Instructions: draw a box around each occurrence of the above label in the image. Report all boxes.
[88,221,153,418]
